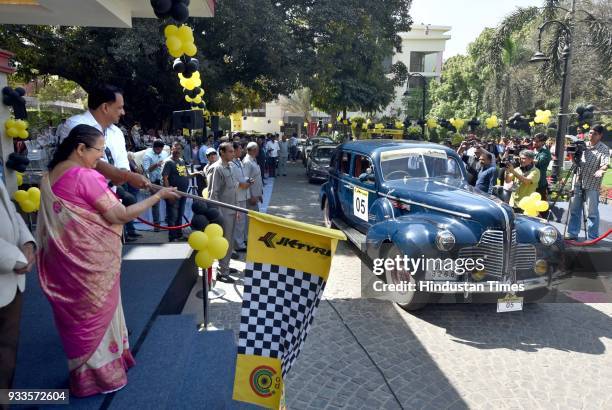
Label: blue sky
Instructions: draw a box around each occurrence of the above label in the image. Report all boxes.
[409,0,542,58]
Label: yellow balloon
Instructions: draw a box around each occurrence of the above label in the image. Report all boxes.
[5,119,16,129]
[204,223,223,238]
[177,25,194,43]
[535,200,549,212]
[185,95,193,103]
[7,127,18,138]
[193,96,202,104]
[15,120,28,130]
[427,118,438,129]
[164,24,179,38]
[20,199,36,213]
[166,35,181,51]
[524,207,539,217]
[208,236,229,259]
[195,250,214,269]
[13,190,28,203]
[18,129,28,139]
[529,192,541,201]
[518,197,531,210]
[485,115,498,129]
[184,43,197,57]
[27,187,40,202]
[16,172,23,187]
[188,231,209,251]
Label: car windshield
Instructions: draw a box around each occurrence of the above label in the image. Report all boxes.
[313,147,335,160]
[380,148,463,181]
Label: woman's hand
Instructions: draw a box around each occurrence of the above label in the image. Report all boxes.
[156,187,181,201]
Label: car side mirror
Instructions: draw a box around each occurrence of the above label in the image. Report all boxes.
[359,172,375,183]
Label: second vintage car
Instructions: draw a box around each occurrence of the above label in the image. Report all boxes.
[306,144,337,183]
[320,140,566,310]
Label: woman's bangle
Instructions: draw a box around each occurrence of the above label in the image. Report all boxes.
[153,193,161,201]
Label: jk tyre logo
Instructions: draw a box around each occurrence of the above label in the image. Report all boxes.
[258,231,331,256]
[249,365,278,397]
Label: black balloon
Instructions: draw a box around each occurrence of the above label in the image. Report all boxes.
[151,0,172,13]
[171,2,189,23]
[576,105,585,115]
[186,58,199,72]
[173,58,185,73]
[6,153,30,172]
[186,87,199,98]
[191,214,210,231]
[203,208,221,224]
[197,102,206,109]
[192,200,208,215]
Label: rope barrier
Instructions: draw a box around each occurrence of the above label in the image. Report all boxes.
[565,228,612,246]
[136,217,191,231]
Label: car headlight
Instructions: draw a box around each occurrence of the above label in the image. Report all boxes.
[538,226,558,246]
[435,230,455,251]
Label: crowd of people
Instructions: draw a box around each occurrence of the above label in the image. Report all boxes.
[454,127,609,239]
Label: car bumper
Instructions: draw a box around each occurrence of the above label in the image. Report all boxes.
[309,169,329,179]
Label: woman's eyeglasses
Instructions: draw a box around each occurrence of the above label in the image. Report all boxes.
[87,145,106,153]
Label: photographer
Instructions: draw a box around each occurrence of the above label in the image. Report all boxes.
[457,140,493,186]
[533,133,552,216]
[567,124,610,240]
[504,150,540,211]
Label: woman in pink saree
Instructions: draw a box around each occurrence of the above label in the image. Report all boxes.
[36,124,178,397]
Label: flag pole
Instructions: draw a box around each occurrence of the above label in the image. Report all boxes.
[149,183,248,214]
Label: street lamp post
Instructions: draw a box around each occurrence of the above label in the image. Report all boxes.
[405,73,427,137]
[529,0,575,184]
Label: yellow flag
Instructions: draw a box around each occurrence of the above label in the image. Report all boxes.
[232,211,346,408]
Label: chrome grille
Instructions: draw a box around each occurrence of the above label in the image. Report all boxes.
[458,230,507,278]
[514,244,536,271]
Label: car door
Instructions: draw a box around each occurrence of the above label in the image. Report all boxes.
[348,154,376,231]
[337,150,355,220]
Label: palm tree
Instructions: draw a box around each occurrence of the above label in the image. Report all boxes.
[279,88,314,137]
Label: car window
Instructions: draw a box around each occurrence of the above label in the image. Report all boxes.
[380,148,463,181]
[313,147,335,160]
[329,150,338,168]
[352,154,374,181]
[340,151,352,174]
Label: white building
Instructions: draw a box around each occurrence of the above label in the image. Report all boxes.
[385,24,451,117]
[236,24,451,134]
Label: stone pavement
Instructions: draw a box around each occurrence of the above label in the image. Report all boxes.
[182,160,612,409]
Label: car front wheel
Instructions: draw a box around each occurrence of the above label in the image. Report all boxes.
[383,245,428,311]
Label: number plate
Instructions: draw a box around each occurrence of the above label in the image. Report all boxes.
[353,187,369,222]
[496,295,523,313]
[425,269,457,281]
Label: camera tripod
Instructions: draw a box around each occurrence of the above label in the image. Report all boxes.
[546,161,588,241]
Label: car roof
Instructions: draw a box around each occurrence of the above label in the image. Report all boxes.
[338,139,457,157]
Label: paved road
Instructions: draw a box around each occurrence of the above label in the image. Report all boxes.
[188,160,612,410]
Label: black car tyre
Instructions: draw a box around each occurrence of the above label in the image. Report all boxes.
[323,198,334,228]
[383,244,428,311]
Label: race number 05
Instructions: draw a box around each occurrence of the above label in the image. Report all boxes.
[353,187,368,222]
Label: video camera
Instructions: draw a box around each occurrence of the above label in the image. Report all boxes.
[500,155,520,168]
[566,140,586,165]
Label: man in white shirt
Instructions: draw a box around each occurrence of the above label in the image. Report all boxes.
[59,84,148,189]
[231,141,250,251]
[265,134,280,177]
[0,178,36,392]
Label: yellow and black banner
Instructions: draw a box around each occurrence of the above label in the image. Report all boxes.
[232,211,346,409]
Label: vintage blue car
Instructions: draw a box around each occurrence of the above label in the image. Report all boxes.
[320,140,566,310]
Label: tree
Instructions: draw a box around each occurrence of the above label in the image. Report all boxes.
[277,0,412,119]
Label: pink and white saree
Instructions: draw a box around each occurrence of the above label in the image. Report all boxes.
[36,167,135,397]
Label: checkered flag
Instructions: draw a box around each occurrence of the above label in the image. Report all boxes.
[232,210,345,408]
[238,262,326,377]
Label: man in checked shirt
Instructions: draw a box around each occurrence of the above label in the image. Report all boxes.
[567,124,610,240]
